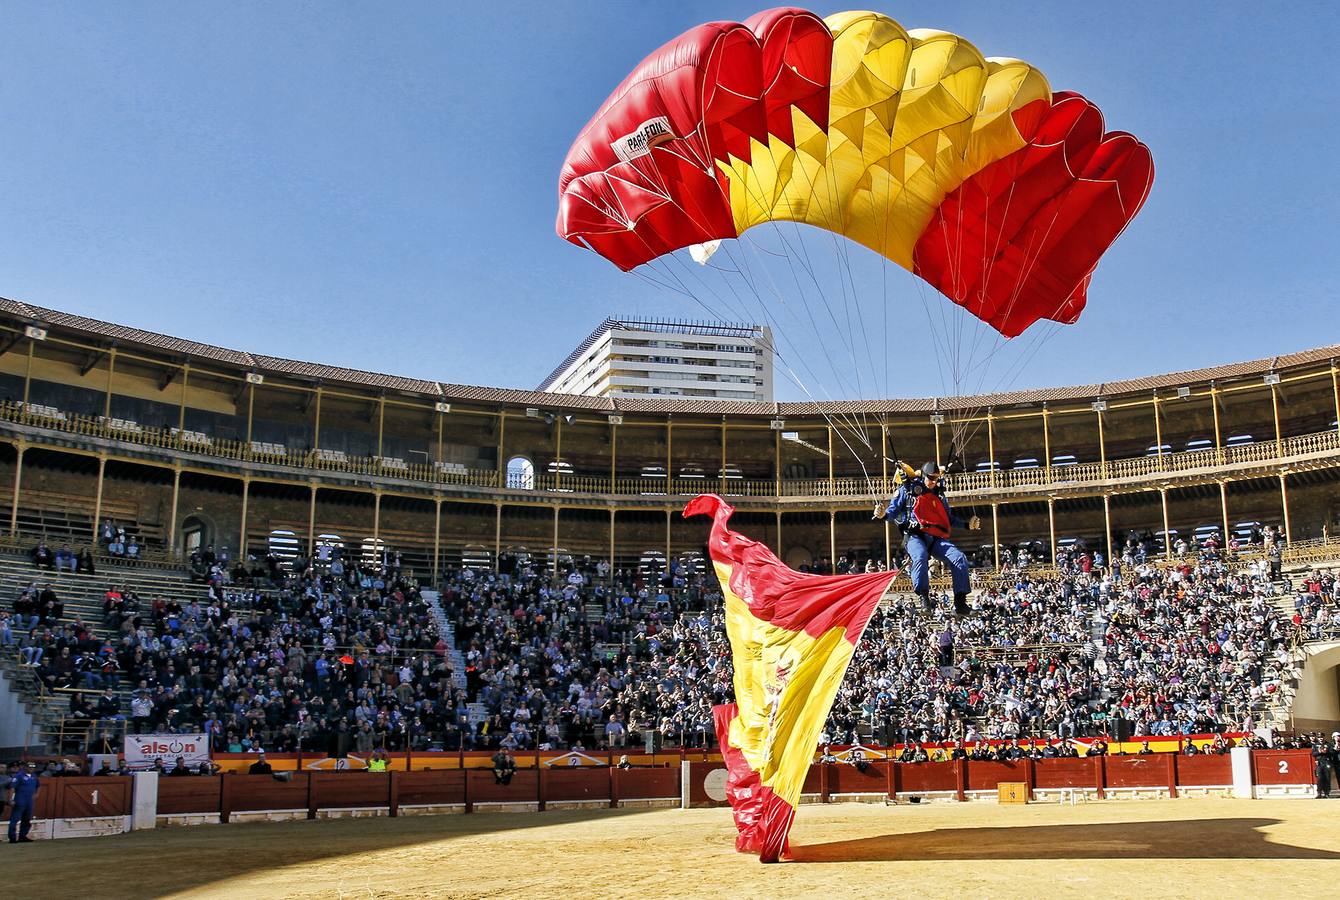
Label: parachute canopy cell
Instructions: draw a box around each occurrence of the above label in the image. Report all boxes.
[556,7,1153,338]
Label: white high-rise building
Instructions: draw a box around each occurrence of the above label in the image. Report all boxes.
[539,318,774,403]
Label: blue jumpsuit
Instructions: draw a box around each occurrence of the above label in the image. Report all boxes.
[881,477,971,597]
[7,769,39,842]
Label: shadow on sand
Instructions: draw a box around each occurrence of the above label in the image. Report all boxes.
[793,818,1340,862]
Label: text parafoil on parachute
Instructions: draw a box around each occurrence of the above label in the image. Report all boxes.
[557,7,1152,339]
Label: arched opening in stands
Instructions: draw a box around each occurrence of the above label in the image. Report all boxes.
[360,536,386,568]
[461,544,492,571]
[639,549,666,576]
[180,514,214,556]
[506,456,534,490]
[267,529,300,567]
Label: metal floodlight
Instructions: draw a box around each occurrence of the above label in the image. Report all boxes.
[24,325,47,341]
[608,414,623,425]
[770,418,786,430]
[434,402,451,413]
[1175,386,1191,399]
[246,372,265,385]
[1264,373,1281,386]
[525,407,541,418]
[1091,400,1107,412]
[929,413,945,425]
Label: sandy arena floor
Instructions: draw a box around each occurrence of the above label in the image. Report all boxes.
[7,798,1340,898]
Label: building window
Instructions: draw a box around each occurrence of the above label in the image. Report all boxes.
[507,456,535,490]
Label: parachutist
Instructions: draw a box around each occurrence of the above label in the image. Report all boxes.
[875,460,972,617]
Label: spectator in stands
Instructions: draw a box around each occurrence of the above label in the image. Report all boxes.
[18,628,44,667]
[37,583,61,625]
[100,519,115,547]
[126,536,140,562]
[54,545,76,574]
[248,753,273,776]
[168,756,192,776]
[77,548,95,575]
[30,541,53,570]
[0,611,12,648]
[96,687,122,722]
[108,531,125,557]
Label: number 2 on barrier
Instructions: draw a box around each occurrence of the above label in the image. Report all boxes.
[1278,760,1289,775]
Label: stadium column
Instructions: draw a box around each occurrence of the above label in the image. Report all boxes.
[1152,392,1165,470]
[1096,405,1107,480]
[307,484,317,555]
[720,417,726,494]
[373,490,381,550]
[1279,471,1293,545]
[1042,405,1051,482]
[1270,379,1283,457]
[1160,488,1172,559]
[1219,481,1231,548]
[666,509,672,571]
[1331,362,1340,435]
[432,498,441,582]
[991,503,1000,570]
[552,506,559,577]
[555,417,562,492]
[1211,384,1223,465]
[827,426,834,494]
[495,412,505,488]
[773,427,781,497]
[167,466,180,554]
[666,418,673,488]
[239,478,250,560]
[1047,497,1056,564]
[21,334,33,405]
[376,394,385,460]
[609,418,617,490]
[987,411,997,488]
[933,413,942,464]
[1102,494,1113,566]
[103,345,116,419]
[245,379,255,446]
[311,384,325,463]
[91,456,106,541]
[829,510,836,572]
[9,443,22,536]
[494,502,502,570]
[776,510,783,559]
[177,363,189,432]
[608,509,615,581]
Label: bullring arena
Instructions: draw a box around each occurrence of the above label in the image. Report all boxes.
[5,4,1340,898]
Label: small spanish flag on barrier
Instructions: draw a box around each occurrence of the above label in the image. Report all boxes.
[684,494,897,863]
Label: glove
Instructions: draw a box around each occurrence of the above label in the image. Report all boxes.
[872,502,885,521]
[968,515,982,532]
[904,520,922,536]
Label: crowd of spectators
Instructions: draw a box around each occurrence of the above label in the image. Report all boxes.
[0,526,1327,759]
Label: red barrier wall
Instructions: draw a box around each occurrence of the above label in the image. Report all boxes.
[618,768,678,800]
[966,760,1028,792]
[157,776,223,814]
[893,761,958,794]
[1174,755,1233,786]
[1032,758,1096,789]
[828,761,889,795]
[1252,749,1314,785]
[1105,756,1169,789]
[395,770,466,807]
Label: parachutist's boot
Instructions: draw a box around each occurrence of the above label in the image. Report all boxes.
[953,592,970,617]
[918,591,935,614]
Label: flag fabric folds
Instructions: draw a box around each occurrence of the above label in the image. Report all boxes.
[684,494,897,862]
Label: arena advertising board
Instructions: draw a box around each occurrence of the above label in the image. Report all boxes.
[124,733,210,771]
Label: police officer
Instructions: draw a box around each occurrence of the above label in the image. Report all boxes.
[1314,736,1335,799]
[875,461,980,615]
[7,760,40,843]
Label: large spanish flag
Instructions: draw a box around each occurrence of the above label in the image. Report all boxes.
[685,494,897,862]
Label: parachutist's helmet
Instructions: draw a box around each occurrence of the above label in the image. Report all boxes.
[922,461,942,480]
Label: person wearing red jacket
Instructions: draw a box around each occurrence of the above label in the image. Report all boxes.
[875,461,980,615]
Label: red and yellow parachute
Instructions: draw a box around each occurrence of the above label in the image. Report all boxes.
[557,7,1153,338]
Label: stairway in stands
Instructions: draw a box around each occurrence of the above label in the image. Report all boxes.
[420,589,487,729]
[0,551,204,750]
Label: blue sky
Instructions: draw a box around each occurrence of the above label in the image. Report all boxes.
[1,2,1336,401]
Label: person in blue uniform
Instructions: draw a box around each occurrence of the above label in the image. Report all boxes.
[874,461,979,616]
[7,760,40,843]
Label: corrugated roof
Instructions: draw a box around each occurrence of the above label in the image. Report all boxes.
[4,297,1337,419]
